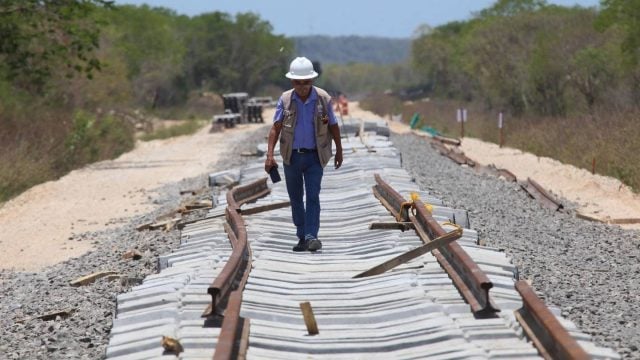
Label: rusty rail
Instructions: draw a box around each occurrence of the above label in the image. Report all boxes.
[429,141,475,167]
[204,209,247,316]
[522,178,563,211]
[372,173,589,358]
[204,177,270,359]
[494,167,517,182]
[372,174,498,316]
[433,134,461,146]
[213,219,253,360]
[227,177,271,211]
[515,280,589,360]
[208,174,587,359]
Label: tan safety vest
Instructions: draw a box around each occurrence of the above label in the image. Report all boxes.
[279,86,333,167]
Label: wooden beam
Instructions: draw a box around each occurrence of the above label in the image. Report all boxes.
[239,201,291,215]
[353,229,462,278]
[299,302,319,335]
[70,271,119,286]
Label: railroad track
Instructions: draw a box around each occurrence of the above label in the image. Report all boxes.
[105,119,618,359]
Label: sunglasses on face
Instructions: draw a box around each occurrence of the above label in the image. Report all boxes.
[293,80,312,85]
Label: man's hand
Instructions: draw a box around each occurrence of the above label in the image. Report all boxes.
[265,155,278,173]
[334,149,343,169]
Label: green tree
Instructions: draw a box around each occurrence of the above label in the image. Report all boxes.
[569,46,620,110]
[101,5,187,107]
[183,12,291,94]
[597,0,640,65]
[479,0,547,17]
[0,0,112,92]
[412,21,474,100]
[597,0,640,101]
[413,4,615,115]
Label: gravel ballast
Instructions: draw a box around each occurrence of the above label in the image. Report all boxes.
[392,132,639,359]
[0,124,271,360]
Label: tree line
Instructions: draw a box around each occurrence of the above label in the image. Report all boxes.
[1,0,639,200]
[0,1,292,202]
[410,0,640,117]
[0,1,293,110]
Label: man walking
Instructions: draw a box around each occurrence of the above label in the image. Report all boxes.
[264,56,343,252]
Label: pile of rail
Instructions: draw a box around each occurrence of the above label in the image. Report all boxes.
[105,118,618,359]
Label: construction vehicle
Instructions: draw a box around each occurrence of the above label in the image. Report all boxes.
[211,92,265,130]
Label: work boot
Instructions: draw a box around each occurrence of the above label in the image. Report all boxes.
[306,235,322,252]
[292,238,308,252]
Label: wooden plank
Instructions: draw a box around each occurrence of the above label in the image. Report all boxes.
[608,218,640,225]
[135,222,152,231]
[299,302,319,335]
[144,217,182,231]
[70,271,119,287]
[575,211,604,223]
[353,229,462,278]
[576,212,640,225]
[240,201,291,216]
[185,200,212,210]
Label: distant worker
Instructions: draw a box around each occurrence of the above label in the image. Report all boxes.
[264,56,343,252]
[338,93,349,116]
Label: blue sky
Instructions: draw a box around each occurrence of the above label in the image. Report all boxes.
[113,0,601,38]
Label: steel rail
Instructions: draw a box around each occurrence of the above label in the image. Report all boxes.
[372,174,498,317]
[227,177,271,211]
[496,168,517,182]
[523,178,563,211]
[372,174,589,358]
[205,178,269,359]
[204,208,248,315]
[213,216,253,360]
[210,174,589,359]
[515,280,590,360]
[433,134,461,146]
[429,141,475,167]
[205,179,264,316]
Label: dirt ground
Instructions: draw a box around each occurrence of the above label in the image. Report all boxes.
[2,102,638,271]
[0,118,270,272]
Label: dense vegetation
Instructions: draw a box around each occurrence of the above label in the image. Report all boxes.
[1,0,639,202]
[0,2,292,202]
[361,0,640,191]
[293,36,411,65]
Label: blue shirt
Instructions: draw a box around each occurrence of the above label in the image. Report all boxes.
[273,88,338,149]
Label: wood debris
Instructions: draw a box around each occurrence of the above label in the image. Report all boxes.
[299,302,319,335]
[184,200,212,210]
[70,271,119,287]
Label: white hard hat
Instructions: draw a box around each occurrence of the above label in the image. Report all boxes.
[285,57,318,80]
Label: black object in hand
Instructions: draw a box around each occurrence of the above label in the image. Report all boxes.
[269,166,281,183]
